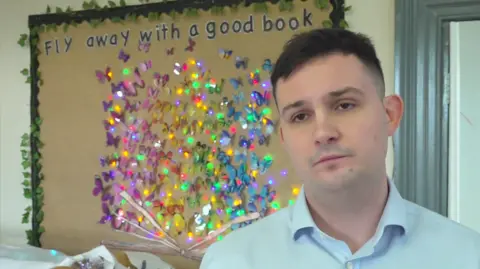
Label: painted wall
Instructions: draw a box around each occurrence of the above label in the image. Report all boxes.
[448,20,480,233]
[0,0,395,245]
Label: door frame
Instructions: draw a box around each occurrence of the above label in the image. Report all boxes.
[394,0,480,216]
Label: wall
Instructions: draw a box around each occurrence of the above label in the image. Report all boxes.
[448,20,480,233]
[0,0,394,246]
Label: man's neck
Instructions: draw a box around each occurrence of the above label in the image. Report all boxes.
[305,177,389,253]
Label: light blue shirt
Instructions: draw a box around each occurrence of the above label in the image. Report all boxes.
[200,179,480,269]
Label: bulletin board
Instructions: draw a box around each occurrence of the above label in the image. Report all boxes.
[24,0,346,268]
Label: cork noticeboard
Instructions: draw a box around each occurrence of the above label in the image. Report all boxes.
[30,1,337,268]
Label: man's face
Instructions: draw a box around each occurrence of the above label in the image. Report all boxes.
[275,54,403,193]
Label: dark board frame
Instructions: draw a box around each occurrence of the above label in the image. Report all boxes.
[26,0,346,247]
[394,0,480,216]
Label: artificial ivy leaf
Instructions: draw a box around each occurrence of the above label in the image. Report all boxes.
[46,5,51,13]
[38,226,45,234]
[26,230,33,241]
[22,180,31,187]
[344,5,352,12]
[120,0,127,7]
[23,188,32,199]
[253,3,268,13]
[65,6,73,13]
[23,172,31,178]
[169,10,177,20]
[63,24,69,33]
[22,212,30,224]
[36,211,44,222]
[20,68,29,76]
[111,16,122,23]
[55,7,63,13]
[108,1,116,7]
[279,0,294,12]
[82,1,91,10]
[322,19,333,28]
[17,34,28,47]
[25,76,31,84]
[185,8,199,17]
[340,19,349,29]
[35,117,43,126]
[315,0,330,10]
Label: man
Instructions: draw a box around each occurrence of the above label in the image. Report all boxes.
[200,28,480,269]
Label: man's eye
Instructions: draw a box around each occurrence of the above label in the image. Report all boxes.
[336,103,356,111]
[292,113,309,122]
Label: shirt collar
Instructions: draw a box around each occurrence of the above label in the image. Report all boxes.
[290,178,409,240]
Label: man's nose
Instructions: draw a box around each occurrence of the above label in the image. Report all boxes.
[313,115,340,146]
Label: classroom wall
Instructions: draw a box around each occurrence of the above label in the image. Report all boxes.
[0,0,395,245]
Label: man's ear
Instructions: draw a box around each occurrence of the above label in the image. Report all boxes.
[383,95,404,136]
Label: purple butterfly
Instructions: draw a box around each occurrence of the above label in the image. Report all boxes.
[122,80,139,97]
[111,82,125,97]
[185,37,196,52]
[102,170,115,182]
[147,87,159,98]
[106,132,120,148]
[99,202,112,224]
[95,67,112,84]
[118,49,130,62]
[93,175,113,204]
[102,100,113,112]
[110,111,124,123]
[153,72,169,87]
[139,60,152,72]
[138,40,150,53]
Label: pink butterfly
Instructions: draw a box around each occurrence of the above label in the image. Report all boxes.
[138,41,150,53]
[139,60,152,72]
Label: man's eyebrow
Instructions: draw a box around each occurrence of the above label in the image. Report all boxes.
[281,100,307,117]
[280,87,364,116]
[328,87,364,97]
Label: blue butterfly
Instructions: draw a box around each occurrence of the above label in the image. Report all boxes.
[227,106,242,120]
[243,106,261,123]
[234,149,248,163]
[233,92,245,104]
[219,130,232,147]
[258,184,276,212]
[235,56,248,69]
[229,77,243,90]
[250,90,270,106]
[238,135,253,149]
[216,149,231,164]
[262,59,273,73]
[226,162,251,193]
[250,152,273,175]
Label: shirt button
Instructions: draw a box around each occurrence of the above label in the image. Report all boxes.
[346,262,353,269]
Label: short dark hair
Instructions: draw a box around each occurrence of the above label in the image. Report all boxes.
[270,28,385,103]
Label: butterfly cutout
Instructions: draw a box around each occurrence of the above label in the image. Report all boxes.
[233,92,245,104]
[248,71,261,85]
[208,78,224,94]
[229,77,243,90]
[166,47,175,55]
[234,149,248,163]
[185,37,196,52]
[262,59,273,73]
[106,132,120,148]
[219,130,233,147]
[173,62,187,75]
[250,90,270,106]
[238,135,253,149]
[95,67,112,83]
[235,56,248,69]
[147,87,159,98]
[225,162,251,194]
[218,48,233,59]
[153,72,170,87]
[138,40,150,53]
[102,100,113,112]
[110,207,137,232]
[227,105,242,121]
[92,175,113,204]
[101,170,115,182]
[139,60,152,72]
[118,49,130,62]
[216,150,231,165]
[250,152,273,175]
[159,151,173,160]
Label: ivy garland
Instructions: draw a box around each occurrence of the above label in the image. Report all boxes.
[17,0,350,247]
